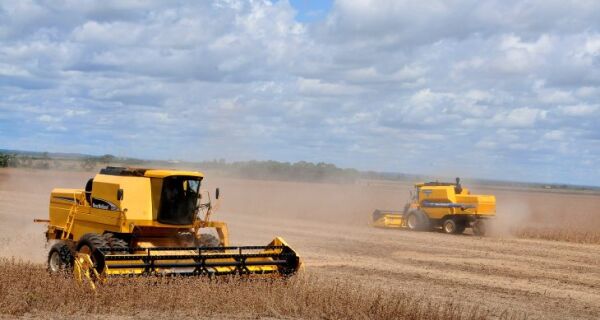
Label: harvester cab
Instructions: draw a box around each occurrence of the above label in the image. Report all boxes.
[372,177,496,236]
[36,167,301,288]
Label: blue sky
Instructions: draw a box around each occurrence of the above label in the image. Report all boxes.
[289,0,332,22]
[0,0,599,185]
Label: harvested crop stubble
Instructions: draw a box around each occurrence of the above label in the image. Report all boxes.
[0,259,522,320]
[514,227,600,244]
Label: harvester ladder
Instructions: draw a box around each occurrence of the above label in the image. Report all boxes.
[61,194,78,240]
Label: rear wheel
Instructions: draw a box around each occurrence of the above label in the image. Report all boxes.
[455,222,466,234]
[47,241,73,273]
[76,233,108,272]
[472,220,487,236]
[442,219,458,234]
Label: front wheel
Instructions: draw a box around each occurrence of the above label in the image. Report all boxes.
[177,232,221,247]
[198,234,221,247]
[76,233,108,273]
[406,211,430,231]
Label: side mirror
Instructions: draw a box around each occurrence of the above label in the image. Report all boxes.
[215,188,220,200]
[117,189,124,201]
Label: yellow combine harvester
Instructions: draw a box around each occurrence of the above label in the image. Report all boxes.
[36,167,300,287]
[372,178,496,235]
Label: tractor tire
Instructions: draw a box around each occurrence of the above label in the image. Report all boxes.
[177,232,221,247]
[177,232,197,246]
[442,218,458,234]
[472,220,487,236]
[455,222,466,234]
[197,234,221,247]
[443,219,466,234]
[76,233,108,273]
[103,233,129,252]
[47,241,74,274]
[406,210,431,231]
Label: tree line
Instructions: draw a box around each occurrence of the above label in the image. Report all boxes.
[0,152,123,170]
[197,159,363,183]
[0,151,372,183]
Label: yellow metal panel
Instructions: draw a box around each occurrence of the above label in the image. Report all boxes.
[455,194,496,216]
[478,195,496,215]
[419,186,456,202]
[126,219,193,228]
[91,175,121,210]
[419,186,455,219]
[93,174,153,221]
[118,177,152,220]
[49,188,86,233]
[79,208,122,225]
[144,169,203,178]
[424,208,450,219]
[51,188,84,196]
[373,214,404,228]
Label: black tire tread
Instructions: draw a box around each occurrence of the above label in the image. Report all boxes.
[198,234,221,247]
[473,220,487,236]
[47,241,74,273]
[76,233,108,272]
[407,210,431,231]
[103,233,129,249]
[443,218,457,234]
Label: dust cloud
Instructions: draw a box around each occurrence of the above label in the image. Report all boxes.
[477,184,600,237]
[0,168,93,262]
[488,194,533,236]
[203,176,412,225]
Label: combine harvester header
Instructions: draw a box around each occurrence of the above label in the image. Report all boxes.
[98,238,299,277]
[36,167,301,288]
